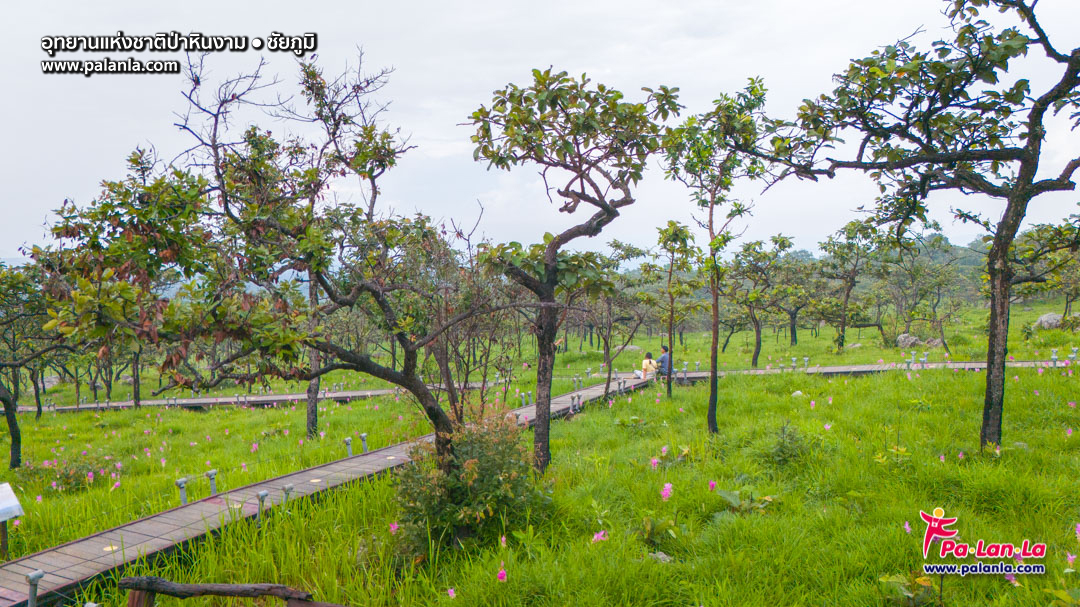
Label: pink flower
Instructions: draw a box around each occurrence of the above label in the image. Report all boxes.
[678,407,684,412]
[389,522,399,535]
[299,439,304,446]
[958,451,965,460]
[241,462,247,472]
[115,462,122,470]
[650,458,659,470]
[939,454,945,462]
[283,429,289,436]
[111,481,120,491]
[35,495,42,502]
[592,530,608,543]
[661,446,668,456]
[160,458,166,467]
[1067,552,1076,566]
[205,460,211,467]
[661,482,673,501]
[87,471,94,482]
[810,401,816,409]
[250,442,259,453]
[823,423,832,431]
[1070,402,1077,408]
[1075,523,1080,542]
[827,397,833,405]
[497,562,507,582]
[904,521,912,534]
[12,519,19,527]
[1038,368,1044,375]
[1004,573,1019,586]
[500,535,506,547]
[447,588,456,599]
[708,480,716,492]
[1068,428,1074,437]
[1034,390,1040,396]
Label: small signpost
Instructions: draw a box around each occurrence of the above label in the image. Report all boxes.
[0,483,24,560]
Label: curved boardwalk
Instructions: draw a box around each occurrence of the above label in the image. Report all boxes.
[0,359,1062,606]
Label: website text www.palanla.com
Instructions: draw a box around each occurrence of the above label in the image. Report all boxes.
[41,57,181,77]
[922,561,1046,577]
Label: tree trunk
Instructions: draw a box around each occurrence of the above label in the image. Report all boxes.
[132,347,142,408]
[707,268,720,434]
[788,310,798,346]
[306,273,320,438]
[0,384,21,469]
[534,301,558,473]
[721,325,735,353]
[31,368,42,420]
[666,293,675,398]
[981,242,1013,449]
[751,312,762,368]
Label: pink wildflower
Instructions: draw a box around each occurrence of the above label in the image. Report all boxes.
[447,588,456,598]
[708,480,716,492]
[35,495,42,503]
[958,451,965,460]
[824,423,832,430]
[650,458,659,470]
[904,521,912,534]
[592,530,608,543]
[661,482,673,501]
[497,562,507,582]
[1067,552,1076,567]
[389,522,399,535]
[1004,573,1019,586]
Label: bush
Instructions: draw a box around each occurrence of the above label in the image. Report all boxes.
[769,422,805,467]
[395,416,544,551]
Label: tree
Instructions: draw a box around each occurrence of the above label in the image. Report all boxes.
[471,69,679,472]
[46,57,519,469]
[663,81,762,432]
[582,242,648,399]
[773,251,818,346]
[746,0,1080,448]
[641,221,701,398]
[729,236,793,368]
[818,221,880,351]
[0,260,71,468]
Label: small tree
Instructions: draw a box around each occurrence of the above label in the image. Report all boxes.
[641,221,701,397]
[471,69,679,472]
[818,221,880,351]
[728,236,793,368]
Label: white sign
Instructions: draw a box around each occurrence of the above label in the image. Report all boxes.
[0,483,24,521]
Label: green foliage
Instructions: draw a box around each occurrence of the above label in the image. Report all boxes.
[878,571,939,606]
[769,421,806,467]
[395,416,544,550]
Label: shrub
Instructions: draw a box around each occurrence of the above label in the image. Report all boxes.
[395,416,544,551]
[769,422,805,467]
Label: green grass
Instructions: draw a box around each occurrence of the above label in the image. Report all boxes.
[57,362,1080,606]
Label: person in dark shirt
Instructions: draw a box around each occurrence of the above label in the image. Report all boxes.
[656,345,672,376]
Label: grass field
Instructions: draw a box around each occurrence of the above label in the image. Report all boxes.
[50,360,1080,606]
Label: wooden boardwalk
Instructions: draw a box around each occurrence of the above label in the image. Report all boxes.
[0,376,648,607]
[0,358,1065,606]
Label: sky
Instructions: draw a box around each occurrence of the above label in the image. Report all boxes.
[2,0,1078,261]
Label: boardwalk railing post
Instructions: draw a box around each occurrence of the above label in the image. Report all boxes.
[256,490,269,527]
[682,362,688,381]
[25,569,43,607]
[1051,349,1058,366]
[282,484,294,503]
[205,470,218,496]
[176,478,188,506]
[695,361,700,372]
[520,394,526,408]
[345,437,353,457]
[360,433,369,454]
[528,391,534,405]
[803,357,809,371]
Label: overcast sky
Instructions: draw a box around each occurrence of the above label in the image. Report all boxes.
[2,0,1078,261]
